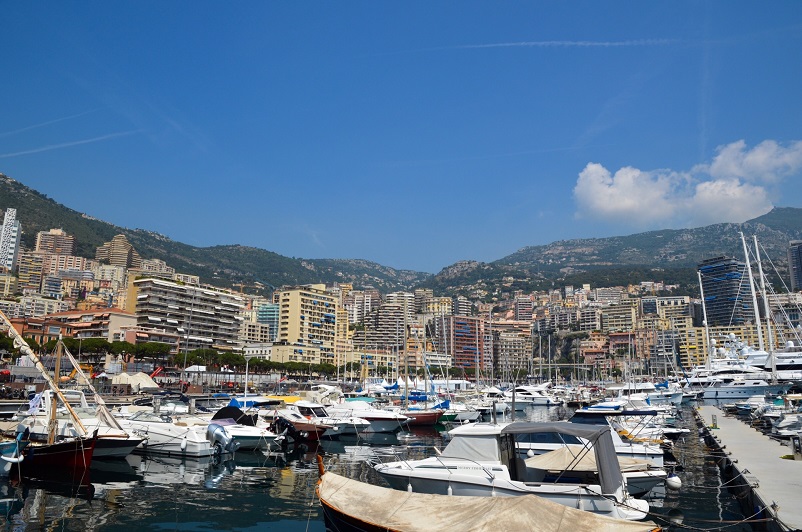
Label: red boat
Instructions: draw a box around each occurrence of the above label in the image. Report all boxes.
[18,433,97,479]
[401,409,444,426]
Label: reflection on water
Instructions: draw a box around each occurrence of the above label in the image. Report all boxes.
[0,404,753,531]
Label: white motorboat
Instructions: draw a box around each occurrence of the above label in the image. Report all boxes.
[324,400,409,434]
[503,384,564,407]
[116,410,239,457]
[609,381,682,406]
[373,421,649,521]
[288,400,371,437]
[701,378,790,399]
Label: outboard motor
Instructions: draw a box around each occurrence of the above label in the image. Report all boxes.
[206,423,241,455]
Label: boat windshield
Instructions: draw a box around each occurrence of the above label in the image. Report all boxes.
[129,411,173,423]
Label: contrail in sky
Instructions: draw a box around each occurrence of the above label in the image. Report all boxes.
[0,109,100,138]
[0,130,139,159]
[452,39,679,49]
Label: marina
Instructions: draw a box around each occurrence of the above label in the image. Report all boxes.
[0,398,787,531]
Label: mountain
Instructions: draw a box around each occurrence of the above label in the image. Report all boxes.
[0,174,432,293]
[2,173,800,298]
[419,208,802,297]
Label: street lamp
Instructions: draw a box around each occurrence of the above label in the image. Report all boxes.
[243,354,254,399]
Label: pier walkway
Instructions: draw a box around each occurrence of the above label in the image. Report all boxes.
[697,404,802,531]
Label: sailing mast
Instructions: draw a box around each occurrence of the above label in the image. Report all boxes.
[753,235,778,383]
[697,270,713,370]
[741,232,766,351]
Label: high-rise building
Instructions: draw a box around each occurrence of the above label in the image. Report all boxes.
[16,250,46,292]
[256,302,279,341]
[698,256,754,327]
[514,296,534,321]
[789,240,802,292]
[96,234,142,269]
[0,208,22,272]
[35,228,76,255]
[272,284,337,366]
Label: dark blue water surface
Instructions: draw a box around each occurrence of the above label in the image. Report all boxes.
[0,404,753,531]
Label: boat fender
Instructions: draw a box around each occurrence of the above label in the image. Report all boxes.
[666,474,682,490]
[180,438,187,451]
[447,485,452,496]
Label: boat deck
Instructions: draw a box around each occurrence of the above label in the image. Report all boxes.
[697,404,802,531]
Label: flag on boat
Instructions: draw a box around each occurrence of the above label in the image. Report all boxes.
[27,392,42,414]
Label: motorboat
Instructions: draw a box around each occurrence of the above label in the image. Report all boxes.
[503,384,564,407]
[325,400,410,434]
[373,421,649,521]
[608,381,682,406]
[286,400,370,437]
[116,410,239,457]
[701,378,790,399]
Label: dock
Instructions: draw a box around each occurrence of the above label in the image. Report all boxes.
[697,404,802,531]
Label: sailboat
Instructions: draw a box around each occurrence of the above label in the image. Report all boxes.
[0,310,98,478]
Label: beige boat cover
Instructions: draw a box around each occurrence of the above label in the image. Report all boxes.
[317,472,660,532]
[525,445,654,473]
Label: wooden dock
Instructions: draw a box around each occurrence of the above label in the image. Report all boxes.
[697,404,802,531]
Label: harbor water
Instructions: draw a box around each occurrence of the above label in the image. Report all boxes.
[0,403,755,531]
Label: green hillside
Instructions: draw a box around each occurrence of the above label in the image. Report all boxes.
[0,174,431,293]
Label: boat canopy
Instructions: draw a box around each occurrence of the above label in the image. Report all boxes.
[500,422,624,495]
[317,471,659,532]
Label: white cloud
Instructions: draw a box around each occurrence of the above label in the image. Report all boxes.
[572,139,796,228]
[705,139,802,183]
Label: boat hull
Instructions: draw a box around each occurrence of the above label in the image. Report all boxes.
[401,410,443,426]
[20,436,97,477]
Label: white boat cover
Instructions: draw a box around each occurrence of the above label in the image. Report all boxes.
[317,471,660,532]
[525,444,653,473]
[111,372,159,390]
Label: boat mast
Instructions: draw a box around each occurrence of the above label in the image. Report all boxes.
[753,235,777,383]
[741,232,766,351]
[697,270,713,370]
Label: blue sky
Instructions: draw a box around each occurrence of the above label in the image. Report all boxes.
[2,3,802,273]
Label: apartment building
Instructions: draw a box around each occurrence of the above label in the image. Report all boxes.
[132,277,245,352]
[272,284,337,366]
[35,228,76,255]
[46,307,138,342]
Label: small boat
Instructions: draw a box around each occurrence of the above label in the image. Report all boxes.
[318,462,661,532]
[399,406,444,426]
[325,400,410,434]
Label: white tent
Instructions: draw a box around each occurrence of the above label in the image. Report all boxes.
[111,371,159,392]
[184,365,207,372]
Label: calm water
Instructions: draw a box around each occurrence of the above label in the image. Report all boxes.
[0,404,753,531]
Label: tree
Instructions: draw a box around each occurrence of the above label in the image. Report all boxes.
[111,341,136,356]
[134,342,172,363]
